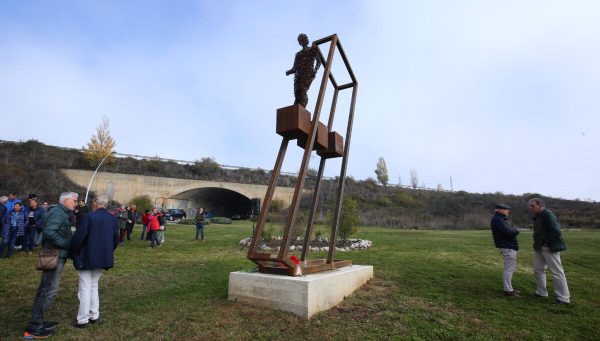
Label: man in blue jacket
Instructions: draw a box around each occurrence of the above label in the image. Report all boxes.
[529,198,570,304]
[70,194,118,328]
[490,203,520,297]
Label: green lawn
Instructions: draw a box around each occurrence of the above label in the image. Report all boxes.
[1,223,599,340]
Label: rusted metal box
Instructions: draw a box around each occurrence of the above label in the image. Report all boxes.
[317,131,344,158]
[297,121,328,151]
[276,105,311,140]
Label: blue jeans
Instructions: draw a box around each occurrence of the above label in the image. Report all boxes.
[140,224,146,240]
[0,226,18,257]
[23,225,36,252]
[195,223,205,240]
[35,230,43,246]
[27,258,66,332]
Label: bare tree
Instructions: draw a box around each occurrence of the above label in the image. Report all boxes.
[84,116,116,167]
[410,168,419,190]
[374,156,389,187]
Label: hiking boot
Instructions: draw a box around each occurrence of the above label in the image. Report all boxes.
[552,299,569,305]
[42,322,58,331]
[72,321,88,329]
[23,328,54,339]
[504,291,519,297]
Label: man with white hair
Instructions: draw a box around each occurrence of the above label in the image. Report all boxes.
[71,194,118,328]
[24,192,78,339]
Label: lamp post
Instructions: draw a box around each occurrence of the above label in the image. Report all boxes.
[84,152,112,204]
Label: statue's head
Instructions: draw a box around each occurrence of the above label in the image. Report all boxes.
[297,33,309,47]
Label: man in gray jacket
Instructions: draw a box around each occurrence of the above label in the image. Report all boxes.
[24,192,78,339]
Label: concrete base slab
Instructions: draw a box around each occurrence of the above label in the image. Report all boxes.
[228,265,374,318]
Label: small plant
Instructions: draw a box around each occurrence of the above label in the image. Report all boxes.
[314,230,322,241]
[262,225,276,241]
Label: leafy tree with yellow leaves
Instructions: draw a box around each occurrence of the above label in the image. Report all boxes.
[84,116,116,167]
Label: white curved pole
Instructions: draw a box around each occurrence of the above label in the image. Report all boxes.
[84,152,112,204]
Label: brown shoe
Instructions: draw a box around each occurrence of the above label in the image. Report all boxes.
[504,291,520,297]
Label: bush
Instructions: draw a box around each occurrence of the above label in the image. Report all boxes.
[209,217,232,224]
[129,195,153,215]
[337,196,360,240]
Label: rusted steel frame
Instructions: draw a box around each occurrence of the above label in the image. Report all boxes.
[301,88,339,261]
[327,84,358,264]
[334,39,357,85]
[278,35,339,260]
[258,265,294,276]
[314,50,338,88]
[302,260,352,274]
[338,82,354,91]
[247,138,289,260]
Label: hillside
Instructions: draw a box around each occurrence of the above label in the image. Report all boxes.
[1,139,599,229]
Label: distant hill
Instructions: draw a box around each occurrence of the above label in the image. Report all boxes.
[1,139,598,229]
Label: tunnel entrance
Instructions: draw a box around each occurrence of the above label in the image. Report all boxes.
[171,187,252,218]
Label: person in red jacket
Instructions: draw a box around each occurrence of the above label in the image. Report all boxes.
[140,210,150,240]
[146,208,161,248]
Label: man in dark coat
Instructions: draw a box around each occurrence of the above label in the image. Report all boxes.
[490,204,520,297]
[529,198,570,304]
[70,194,118,327]
[24,191,78,339]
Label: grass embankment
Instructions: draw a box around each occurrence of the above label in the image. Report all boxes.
[1,222,599,340]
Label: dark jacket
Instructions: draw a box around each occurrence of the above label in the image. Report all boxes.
[491,212,519,250]
[533,209,566,252]
[127,210,138,226]
[0,204,6,226]
[42,205,73,259]
[71,208,118,270]
[25,206,46,231]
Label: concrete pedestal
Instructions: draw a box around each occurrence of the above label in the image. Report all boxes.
[228,265,373,318]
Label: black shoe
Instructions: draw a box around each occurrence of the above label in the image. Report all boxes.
[89,318,100,324]
[24,328,54,339]
[552,299,569,305]
[532,293,548,298]
[42,321,58,331]
[72,321,88,329]
[504,291,519,297]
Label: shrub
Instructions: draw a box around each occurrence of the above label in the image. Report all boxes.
[209,217,232,224]
[338,196,360,240]
[129,195,153,215]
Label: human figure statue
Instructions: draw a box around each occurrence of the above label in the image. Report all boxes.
[286,33,321,108]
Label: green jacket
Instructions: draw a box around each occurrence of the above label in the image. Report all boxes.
[42,205,73,259]
[533,209,566,252]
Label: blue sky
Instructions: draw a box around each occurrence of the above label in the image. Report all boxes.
[2,1,600,201]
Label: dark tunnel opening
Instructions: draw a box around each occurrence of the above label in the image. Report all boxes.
[171,187,252,218]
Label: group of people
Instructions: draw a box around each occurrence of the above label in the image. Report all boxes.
[141,207,167,248]
[114,204,139,245]
[0,193,49,258]
[0,190,211,338]
[491,197,571,304]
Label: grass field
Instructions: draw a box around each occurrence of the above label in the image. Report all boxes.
[1,222,599,340]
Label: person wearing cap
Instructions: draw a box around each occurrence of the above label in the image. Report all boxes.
[528,198,570,304]
[490,203,520,297]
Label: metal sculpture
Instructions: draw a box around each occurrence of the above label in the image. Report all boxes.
[286,33,321,108]
[248,34,358,276]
